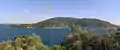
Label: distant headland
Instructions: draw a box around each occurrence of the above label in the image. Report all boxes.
[9,17,117,28]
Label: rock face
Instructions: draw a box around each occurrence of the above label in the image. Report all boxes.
[65,34,74,40]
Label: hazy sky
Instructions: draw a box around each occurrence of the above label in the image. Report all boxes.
[0,0,120,25]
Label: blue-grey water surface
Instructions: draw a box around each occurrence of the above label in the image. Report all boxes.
[0,25,107,46]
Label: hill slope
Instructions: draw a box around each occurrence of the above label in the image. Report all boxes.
[32,17,117,28]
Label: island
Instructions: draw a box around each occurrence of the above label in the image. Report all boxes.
[9,17,117,29]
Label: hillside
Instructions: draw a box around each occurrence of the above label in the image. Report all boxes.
[32,17,117,28]
[10,17,117,28]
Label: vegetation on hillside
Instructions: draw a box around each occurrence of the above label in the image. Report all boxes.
[32,17,117,28]
[10,17,117,28]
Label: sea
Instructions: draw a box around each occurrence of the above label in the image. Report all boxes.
[0,24,107,46]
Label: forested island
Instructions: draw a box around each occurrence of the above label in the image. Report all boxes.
[10,17,117,28]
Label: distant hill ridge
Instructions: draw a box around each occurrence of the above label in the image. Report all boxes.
[32,17,117,28]
[10,17,117,28]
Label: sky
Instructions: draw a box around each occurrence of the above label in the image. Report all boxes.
[0,0,120,25]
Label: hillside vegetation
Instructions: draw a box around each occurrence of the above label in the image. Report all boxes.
[32,17,117,28]
[10,17,117,28]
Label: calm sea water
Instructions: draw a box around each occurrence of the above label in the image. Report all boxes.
[0,27,70,46]
[0,25,107,46]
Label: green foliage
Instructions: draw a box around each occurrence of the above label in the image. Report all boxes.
[51,45,62,50]
[0,34,45,50]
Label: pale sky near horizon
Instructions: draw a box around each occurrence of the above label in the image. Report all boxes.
[0,0,120,25]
